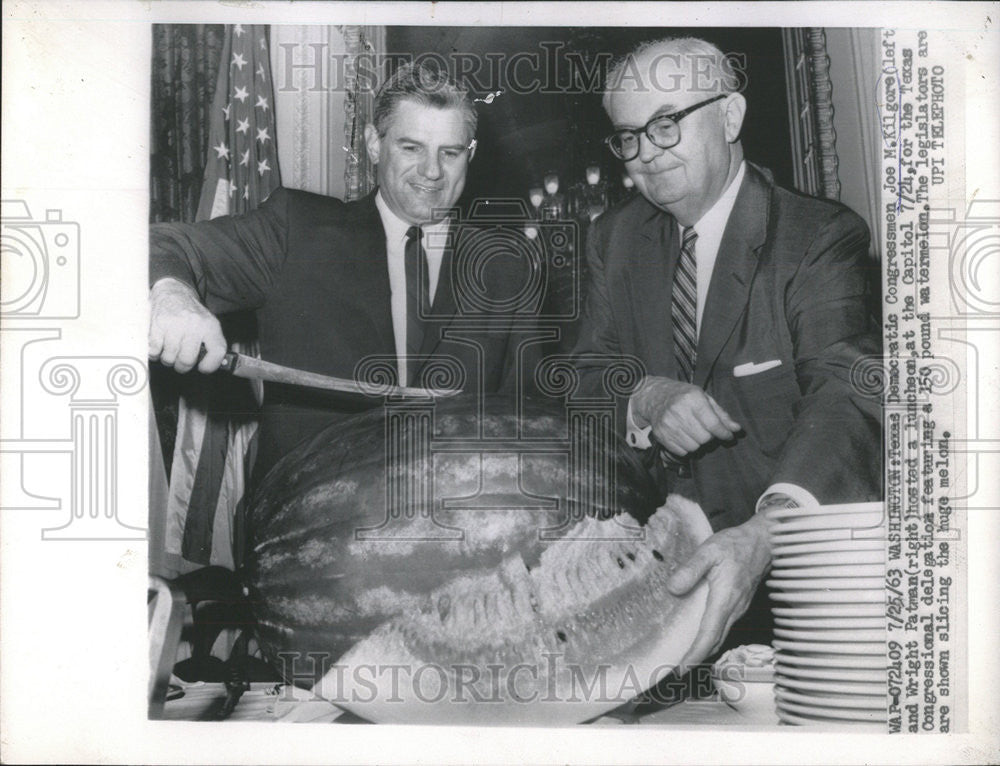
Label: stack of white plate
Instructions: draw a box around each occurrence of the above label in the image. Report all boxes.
[765,502,887,729]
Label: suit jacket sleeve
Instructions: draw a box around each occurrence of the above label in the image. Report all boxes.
[149,187,290,314]
[568,218,636,429]
[770,208,882,503]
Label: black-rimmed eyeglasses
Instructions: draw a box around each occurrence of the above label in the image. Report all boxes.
[604,94,727,161]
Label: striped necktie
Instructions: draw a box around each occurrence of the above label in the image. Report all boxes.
[405,225,428,384]
[672,227,698,382]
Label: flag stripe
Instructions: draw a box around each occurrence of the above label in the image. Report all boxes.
[182,408,229,564]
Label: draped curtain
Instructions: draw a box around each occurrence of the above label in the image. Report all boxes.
[268,25,384,200]
[342,25,383,200]
[150,25,225,224]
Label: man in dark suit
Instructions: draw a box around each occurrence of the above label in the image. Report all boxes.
[573,37,882,666]
[149,62,532,481]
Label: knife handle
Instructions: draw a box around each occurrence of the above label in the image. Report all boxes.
[194,343,237,372]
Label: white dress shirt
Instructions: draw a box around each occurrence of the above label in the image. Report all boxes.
[375,191,450,385]
[624,162,817,511]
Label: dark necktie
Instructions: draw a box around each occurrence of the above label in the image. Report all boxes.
[672,227,698,382]
[404,225,428,384]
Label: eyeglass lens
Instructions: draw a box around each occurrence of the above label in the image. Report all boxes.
[610,117,679,159]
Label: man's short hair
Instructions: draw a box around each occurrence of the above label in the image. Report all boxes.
[373,61,478,142]
[602,37,741,113]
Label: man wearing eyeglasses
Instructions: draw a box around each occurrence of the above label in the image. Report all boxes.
[573,37,881,668]
[149,62,530,482]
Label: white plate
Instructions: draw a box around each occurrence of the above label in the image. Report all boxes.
[765,502,884,520]
[775,663,886,682]
[776,689,886,710]
[770,512,886,533]
[772,539,884,556]
[768,589,884,603]
[771,550,885,568]
[769,564,885,579]
[773,639,885,655]
[770,527,885,545]
[776,677,886,696]
[766,577,885,590]
[774,616,886,630]
[772,604,885,618]
[777,708,885,730]
[774,652,886,669]
[774,627,886,642]
[775,688,886,710]
[776,699,887,721]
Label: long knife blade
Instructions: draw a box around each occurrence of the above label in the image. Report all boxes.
[219,353,460,399]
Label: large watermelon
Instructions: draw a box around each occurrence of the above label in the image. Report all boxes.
[244,395,710,724]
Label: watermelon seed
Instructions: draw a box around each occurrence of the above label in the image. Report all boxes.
[556,630,567,642]
[652,549,664,561]
[437,595,451,620]
[616,557,625,569]
[625,552,636,561]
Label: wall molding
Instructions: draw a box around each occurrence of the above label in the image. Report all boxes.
[782,28,842,200]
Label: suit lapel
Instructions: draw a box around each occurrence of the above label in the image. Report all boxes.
[693,164,770,388]
[626,203,679,376]
[349,191,397,375]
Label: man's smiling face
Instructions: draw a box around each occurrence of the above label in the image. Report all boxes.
[606,49,743,226]
[365,99,475,224]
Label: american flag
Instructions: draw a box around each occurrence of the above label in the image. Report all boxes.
[197,24,281,220]
[164,24,279,573]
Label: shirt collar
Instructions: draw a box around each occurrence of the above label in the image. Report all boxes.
[375,190,451,244]
[687,160,746,236]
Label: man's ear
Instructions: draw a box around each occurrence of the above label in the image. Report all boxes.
[363,123,380,165]
[722,92,747,143]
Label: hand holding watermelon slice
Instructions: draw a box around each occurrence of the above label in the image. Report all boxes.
[666,512,776,671]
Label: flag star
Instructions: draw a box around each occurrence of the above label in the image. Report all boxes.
[256,63,266,80]
[243,186,250,200]
[234,86,249,102]
[222,103,231,120]
[259,37,267,50]
[229,179,238,197]
[234,24,245,37]
[256,127,271,144]
[232,52,247,71]
[236,117,250,134]
[258,158,271,176]
[213,141,230,160]
[255,94,269,111]
[240,149,250,167]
